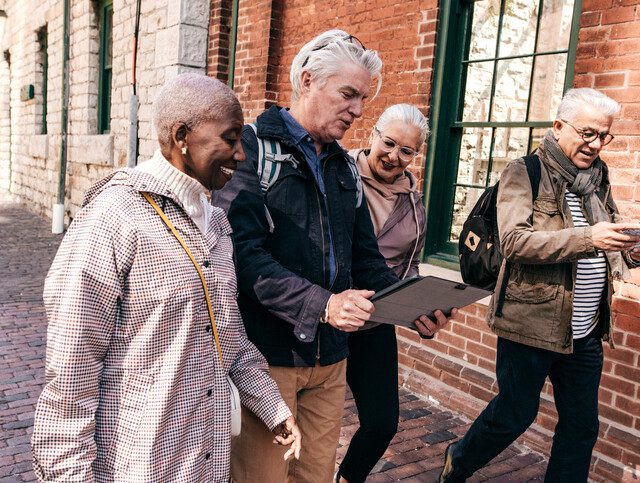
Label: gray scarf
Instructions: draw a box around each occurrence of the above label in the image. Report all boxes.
[542,130,610,226]
[542,130,632,281]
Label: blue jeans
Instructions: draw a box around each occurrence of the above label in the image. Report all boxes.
[452,333,603,482]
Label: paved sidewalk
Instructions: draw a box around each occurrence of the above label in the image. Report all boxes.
[0,198,546,482]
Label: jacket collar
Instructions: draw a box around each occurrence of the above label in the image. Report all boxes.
[83,167,186,211]
[255,105,348,159]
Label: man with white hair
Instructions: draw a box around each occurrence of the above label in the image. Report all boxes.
[215,30,452,482]
[439,88,640,482]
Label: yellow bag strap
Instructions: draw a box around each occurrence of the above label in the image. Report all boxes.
[141,192,225,369]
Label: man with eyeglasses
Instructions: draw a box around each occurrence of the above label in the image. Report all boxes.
[214,30,453,482]
[439,88,640,482]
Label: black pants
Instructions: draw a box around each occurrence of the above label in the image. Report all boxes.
[452,333,604,482]
[339,323,399,483]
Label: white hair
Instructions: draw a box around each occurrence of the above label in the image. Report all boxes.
[556,88,621,121]
[153,73,242,149]
[290,29,383,102]
[375,104,430,147]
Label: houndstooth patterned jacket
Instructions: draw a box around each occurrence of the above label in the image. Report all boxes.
[32,168,292,482]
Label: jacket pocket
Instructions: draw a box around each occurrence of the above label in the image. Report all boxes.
[104,372,154,475]
[532,197,563,231]
[505,281,558,303]
[495,281,561,342]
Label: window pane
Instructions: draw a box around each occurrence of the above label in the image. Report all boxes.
[499,0,540,57]
[528,53,567,121]
[449,186,486,242]
[537,0,576,52]
[467,0,501,60]
[461,61,493,122]
[490,56,533,122]
[491,127,530,184]
[456,128,493,185]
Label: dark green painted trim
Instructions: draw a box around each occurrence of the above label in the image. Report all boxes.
[453,121,553,128]
[461,48,568,64]
[228,0,239,89]
[38,27,48,135]
[97,0,113,134]
[565,0,583,91]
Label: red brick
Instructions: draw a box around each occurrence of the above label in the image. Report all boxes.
[612,296,640,316]
[594,72,627,87]
[604,343,638,364]
[613,361,640,383]
[606,425,640,452]
[599,403,634,426]
[600,373,636,396]
[580,11,601,27]
[614,394,640,417]
[602,6,637,25]
[611,21,640,39]
[594,438,623,460]
[466,340,495,361]
[583,0,613,11]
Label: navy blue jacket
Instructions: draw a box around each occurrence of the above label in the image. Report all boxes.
[214,106,398,367]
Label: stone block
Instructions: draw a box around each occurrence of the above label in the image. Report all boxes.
[167,0,210,29]
[69,134,114,166]
[155,24,208,69]
[28,135,49,159]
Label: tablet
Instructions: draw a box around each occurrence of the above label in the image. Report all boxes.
[369,276,492,328]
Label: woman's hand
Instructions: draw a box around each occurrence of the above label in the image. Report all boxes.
[272,416,302,461]
[414,308,457,338]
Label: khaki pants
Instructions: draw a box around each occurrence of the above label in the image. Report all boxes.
[231,360,347,483]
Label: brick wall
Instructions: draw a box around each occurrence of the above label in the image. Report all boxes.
[216,0,640,480]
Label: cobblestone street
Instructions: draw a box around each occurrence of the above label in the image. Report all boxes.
[0,198,546,482]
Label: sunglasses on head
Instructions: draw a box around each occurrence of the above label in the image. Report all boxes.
[301,35,367,68]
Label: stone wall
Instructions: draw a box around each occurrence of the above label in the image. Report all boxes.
[0,0,210,222]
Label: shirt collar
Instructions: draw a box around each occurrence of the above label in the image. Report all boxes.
[279,108,313,145]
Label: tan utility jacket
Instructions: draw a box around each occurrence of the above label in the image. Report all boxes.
[487,147,636,353]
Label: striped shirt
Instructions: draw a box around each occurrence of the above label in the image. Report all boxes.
[565,190,607,339]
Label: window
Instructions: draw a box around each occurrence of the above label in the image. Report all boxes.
[423,0,581,268]
[97,0,113,134]
[36,26,48,134]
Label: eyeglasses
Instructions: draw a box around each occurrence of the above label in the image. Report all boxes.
[374,128,417,162]
[561,119,614,146]
[301,35,366,68]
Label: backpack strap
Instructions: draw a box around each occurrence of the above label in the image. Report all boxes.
[247,123,300,193]
[523,154,541,201]
[494,154,541,317]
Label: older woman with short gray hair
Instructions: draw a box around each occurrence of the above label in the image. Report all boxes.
[32,73,300,482]
[337,104,429,483]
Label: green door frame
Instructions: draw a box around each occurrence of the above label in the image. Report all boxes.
[423,0,582,270]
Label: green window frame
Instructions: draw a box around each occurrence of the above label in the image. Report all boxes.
[37,26,48,135]
[423,0,582,269]
[97,0,113,134]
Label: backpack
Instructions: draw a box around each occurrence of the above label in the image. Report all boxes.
[247,123,364,233]
[458,155,541,293]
